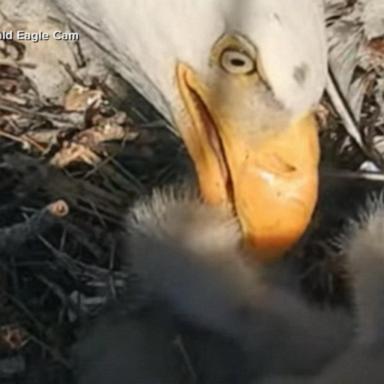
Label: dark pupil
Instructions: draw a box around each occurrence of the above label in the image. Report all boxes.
[230,58,246,67]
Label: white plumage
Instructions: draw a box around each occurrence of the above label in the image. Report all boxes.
[53,0,327,124]
[50,0,328,258]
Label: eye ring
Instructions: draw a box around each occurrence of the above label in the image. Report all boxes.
[220,49,256,75]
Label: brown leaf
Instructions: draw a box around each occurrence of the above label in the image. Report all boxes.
[64,84,103,113]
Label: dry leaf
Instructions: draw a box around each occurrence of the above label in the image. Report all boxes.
[64,84,103,113]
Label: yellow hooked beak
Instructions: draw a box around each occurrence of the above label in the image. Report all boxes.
[176,62,320,261]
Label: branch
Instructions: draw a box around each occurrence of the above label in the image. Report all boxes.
[0,200,69,254]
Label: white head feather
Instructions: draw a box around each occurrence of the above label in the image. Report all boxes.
[53,0,327,124]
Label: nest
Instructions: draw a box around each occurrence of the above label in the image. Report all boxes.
[0,4,383,381]
[0,43,190,382]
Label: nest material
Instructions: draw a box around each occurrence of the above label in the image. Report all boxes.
[0,3,382,382]
[0,39,190,382]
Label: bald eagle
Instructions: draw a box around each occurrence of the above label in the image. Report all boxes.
[51,0,327,260]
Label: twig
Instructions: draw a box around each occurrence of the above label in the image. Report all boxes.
[0,200,69,254]
[327,66,364,148]
[3,292,45,334]
[174,335,198,384]
[61,221,109,260]
[38,236,84,280]
[0,129,46,152]
[28,334,72,369]
[0,96,83,127]
[321,168,384,181]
